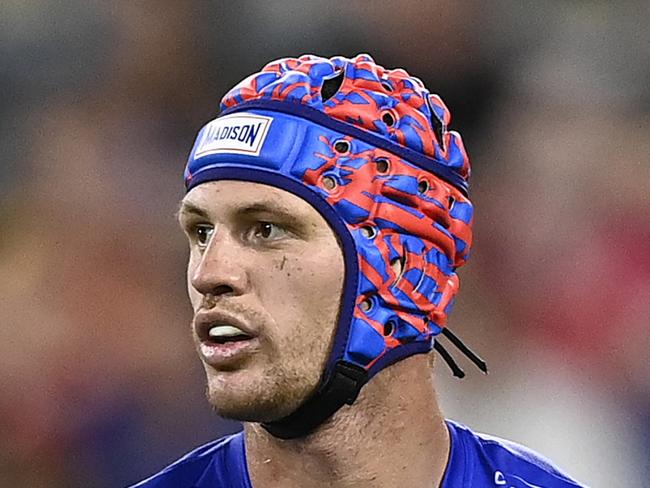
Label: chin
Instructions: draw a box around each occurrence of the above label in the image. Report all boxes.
[204,371,314,423]
[206,387,289,423]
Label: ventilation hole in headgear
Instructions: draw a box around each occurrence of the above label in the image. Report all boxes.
[334,139,350,154]
[417,179,430,194]
[381,111,395,127]
[360,225,377,239]
[381,81,393,92]
[383,320,396,336]
[322,176,337,191]
[448,196,455,209]
[376,157,390,174]
[360,297,373,312]
[320,70,344,102]
[425,96,445,151]
[390,256,404,281]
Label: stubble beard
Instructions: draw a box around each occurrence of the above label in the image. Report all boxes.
[204,358,320,423]
[200,306,337,424]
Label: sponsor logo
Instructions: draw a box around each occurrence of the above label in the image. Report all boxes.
[493,470,543,488]
[194,113,273,157]
[494,471,507,485]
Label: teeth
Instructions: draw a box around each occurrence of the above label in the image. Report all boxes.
[208,324,248,338]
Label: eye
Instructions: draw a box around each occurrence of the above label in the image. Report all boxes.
[193,224,214,248]
[249,221,287,242]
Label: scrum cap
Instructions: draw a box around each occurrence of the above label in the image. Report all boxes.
[185,54,486,438]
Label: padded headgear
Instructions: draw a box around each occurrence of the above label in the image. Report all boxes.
[185,54,485,438]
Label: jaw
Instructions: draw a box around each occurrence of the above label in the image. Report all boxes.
[203,360,319,423]
[204,361,260,399]
[204,366,271,422]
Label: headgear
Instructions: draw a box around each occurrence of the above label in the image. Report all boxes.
[185,54,486,438]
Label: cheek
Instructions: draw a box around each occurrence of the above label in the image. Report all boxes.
[256,250,345,344]
[188,286,202,312]
[186,258,202,310]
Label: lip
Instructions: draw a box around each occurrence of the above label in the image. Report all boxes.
[193,309,260,368]
[198,337,261,369]
[194,309,258,343]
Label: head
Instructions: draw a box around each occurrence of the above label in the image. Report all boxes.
[180,54,477,437]
[179,180,345,422]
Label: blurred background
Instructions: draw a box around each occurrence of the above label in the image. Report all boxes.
[1,0,648,486]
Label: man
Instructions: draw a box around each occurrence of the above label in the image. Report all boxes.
[133,54,587,487]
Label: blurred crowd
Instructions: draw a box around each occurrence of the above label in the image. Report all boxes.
[1,1,648,486]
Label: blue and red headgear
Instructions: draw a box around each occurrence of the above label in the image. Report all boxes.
[185,54,486,438]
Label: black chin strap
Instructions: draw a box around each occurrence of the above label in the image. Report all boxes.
[262,361,368,439]
[262,328,488,439]
[435,327,489,378]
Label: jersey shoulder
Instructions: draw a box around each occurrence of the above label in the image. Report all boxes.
[445,420,590,488]
[129,432,248,488]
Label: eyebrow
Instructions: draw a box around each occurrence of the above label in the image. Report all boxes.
[236,201,299,221]
[176,201,209,221]
[176,199,301,223]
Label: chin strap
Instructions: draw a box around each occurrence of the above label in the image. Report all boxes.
[435,327,488,378]
[262,361,368,439]
[262,328,487,439]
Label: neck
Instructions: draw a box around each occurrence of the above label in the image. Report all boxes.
[244,355,450,488]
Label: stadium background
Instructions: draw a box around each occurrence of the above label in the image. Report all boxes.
[1,1,648,486]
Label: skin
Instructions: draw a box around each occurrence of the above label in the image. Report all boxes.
[178,180,450,488]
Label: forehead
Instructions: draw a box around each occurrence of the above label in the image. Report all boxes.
[179,180,321,222]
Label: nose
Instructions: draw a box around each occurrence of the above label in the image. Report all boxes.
[190,229,249,299]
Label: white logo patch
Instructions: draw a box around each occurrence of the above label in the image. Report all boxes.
[494,471,507,485]
[194,113,273,157]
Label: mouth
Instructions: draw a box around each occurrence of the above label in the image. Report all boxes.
[205,324,254,344]
[195,308,258,341]
[194,311,260,367]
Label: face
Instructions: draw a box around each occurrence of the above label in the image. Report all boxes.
[178,180,345,422]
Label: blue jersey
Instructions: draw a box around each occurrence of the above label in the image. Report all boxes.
[131,420,587,487]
